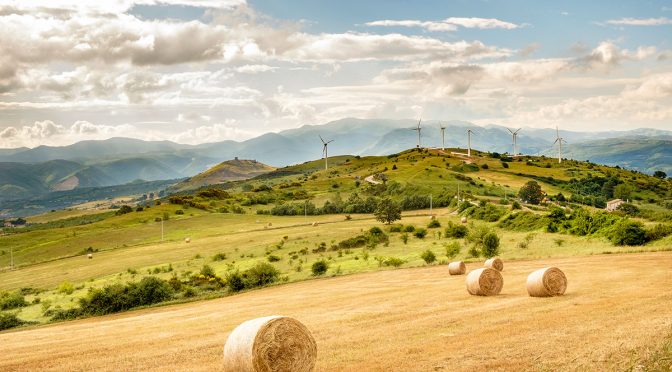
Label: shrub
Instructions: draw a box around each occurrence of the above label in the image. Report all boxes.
[311,260,329,276]
[428,219,441,228]
[497,212,548,231]
[225,271,246,292]
[466,203,507,222]
[382,257,405,267]
[420,249,437,264]
[511,201,521,210]
[501,162,509,169]
[58,281,75,295]
[243,262,280,287]
[267,254,281,262]
[414,228,428,239]
[115,205,133,215]
[0,291,27,310]
[78,277,173,316]
[616,203,639,216]
[175,209,185,215]
[444,222,468,238]
[481,233,500,258]
[200,265,215,278]
[401,233,409,244]
[212,253,227,261]
[645,224,672,242]
[445,242,461,258]
[403,225,416,232]
[481,164,489,169]
[0,313,28,331]
[389,224,403,233]
[608,220,647,246]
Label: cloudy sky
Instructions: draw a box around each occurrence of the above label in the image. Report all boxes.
[0,0,671,148]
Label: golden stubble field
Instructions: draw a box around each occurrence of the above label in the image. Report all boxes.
[1,252,671,371]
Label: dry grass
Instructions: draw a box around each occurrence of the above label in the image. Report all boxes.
[1,252,671,371]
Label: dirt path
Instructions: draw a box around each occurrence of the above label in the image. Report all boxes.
[1,252,671,371]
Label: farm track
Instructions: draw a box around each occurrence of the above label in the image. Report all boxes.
[1,252,671,371]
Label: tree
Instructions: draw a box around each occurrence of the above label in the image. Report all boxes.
[653,170,667,179]
[311,260,329,276]
[518,181,544,205]
[374,198,401,225]
[613,184,633,200]
[482,232,500,258]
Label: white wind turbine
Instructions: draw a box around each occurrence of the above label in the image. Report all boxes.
[553,126,566,164]
[439,122,447,151]
[507,128,521,155]
[410,117,422,148]
[466,129,477,157]
[320,135,334,170]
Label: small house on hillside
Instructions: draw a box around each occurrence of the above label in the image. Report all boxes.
[606,199,624,212]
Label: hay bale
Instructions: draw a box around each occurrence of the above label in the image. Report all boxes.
[87,253,93,259]
[447,261,466,275]
[460,216,468,224]
[311,222,318,227]
[223,316,317,372]
[526,267,567,297]
[484,257,503,271]
[185,237,191,243]
[466,268,503,296]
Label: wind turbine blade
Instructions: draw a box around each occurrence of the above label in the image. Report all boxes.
[556,126,559,138]
[515,128,521,134]
[554,138,559,144]
[327,140,334,144]
[319,135,325,144]
[507,128,514,134]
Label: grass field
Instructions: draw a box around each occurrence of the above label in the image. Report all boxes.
[1,252,670,371]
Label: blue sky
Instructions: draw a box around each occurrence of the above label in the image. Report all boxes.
[0,0,671,147]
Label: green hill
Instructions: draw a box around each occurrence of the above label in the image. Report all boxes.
[172,159,275,191]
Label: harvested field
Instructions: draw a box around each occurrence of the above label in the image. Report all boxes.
[1,252,671,371]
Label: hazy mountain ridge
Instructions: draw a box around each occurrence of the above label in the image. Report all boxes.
[0,119,670,200]
[171,159,276,191]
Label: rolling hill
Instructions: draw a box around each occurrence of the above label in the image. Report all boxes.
[172,159,276,191]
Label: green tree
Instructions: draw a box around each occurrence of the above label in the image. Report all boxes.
[613,184,633,200]
[518,181,544,205]
[311,260,329,276]
[653,170,667,179]
[482,233,500,258]
[374,198,402,225]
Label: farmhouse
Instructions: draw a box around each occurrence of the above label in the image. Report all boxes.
[606,199,624,212]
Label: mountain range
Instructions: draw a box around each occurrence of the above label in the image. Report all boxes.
[0,118,670,201]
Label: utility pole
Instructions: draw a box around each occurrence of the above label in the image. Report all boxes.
[304,201,307,220]
[161,219,164,242]
[429,194,433,216]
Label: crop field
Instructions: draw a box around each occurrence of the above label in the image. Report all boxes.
[1,252,670,371]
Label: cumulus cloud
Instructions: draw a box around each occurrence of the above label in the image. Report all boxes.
[606,17,672,26]
[575,41,657,70]
[0,120,137,147]
[366,17,521,31]
[171,120,256,143]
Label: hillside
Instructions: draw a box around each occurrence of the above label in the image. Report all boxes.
[172,159,275,191]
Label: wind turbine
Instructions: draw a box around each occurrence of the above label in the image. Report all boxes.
[410,117,422,148]
[320,135,334,170]
[553,126,566,164]
[439,122,447,151]
[507,128,521,155]
[466,129,477,157]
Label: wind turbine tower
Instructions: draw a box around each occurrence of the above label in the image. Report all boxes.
[466,129,476,157]
[411,118,422,148]
[439,122,447,151]
[553,126,566,164]
[507,128,521,155]
[320,135,334,170]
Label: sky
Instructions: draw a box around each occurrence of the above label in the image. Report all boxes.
[0,0,671,148]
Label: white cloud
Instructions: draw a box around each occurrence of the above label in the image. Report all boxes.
[0,120,137,147]
[235,64,278,74]
[575,41,657,70]
[171,120,257,143]
[606,17,672,26]
[366,17,520,31]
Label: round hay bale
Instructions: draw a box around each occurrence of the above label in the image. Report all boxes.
[460,216,468,224]
[223,316,317,372]
[185,237,191,243]
[87,253,93,259]
[447,261,466,275]
[466,268,503,296]
[311,222,318,227]
[484,257,503,271]
[526,267,567,297]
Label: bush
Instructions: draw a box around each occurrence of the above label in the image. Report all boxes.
[200,265,215,277]
[616,203,639,216]
[77,277,173,316]
[243,262,280,287]
[311,260,329,276]
[414,228,428,239]
[482,233,500,258]
[382,257,405,267]
[401,233,409,244]
[115,205,133,215]
[645,224,672,242]
[0,291,27,310]
[465,203,506,222]
[212,253,227,261]
[511,201,521,210]
[389,224,403,233]
[403,225,416,232]
[445,242,461,258]
[427,219,441,228]
[175,209,185,215]
[608,220,647,246]
[444,222,468,238]
[0,312,28,331]
[420,249,437,264]
[225,271,246,292]
[267,254,281,262]
[58,281,75,295]
[501,162,509,169]
[497,212,548,231]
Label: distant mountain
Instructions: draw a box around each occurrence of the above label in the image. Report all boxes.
[1,118,670,192]
[560,138,672,175]
[172,159,275,191]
